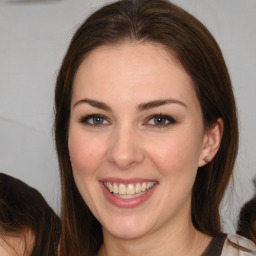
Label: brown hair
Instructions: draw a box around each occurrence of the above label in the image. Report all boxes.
[54,0,238,255]
[237,196,256,244]
[0,173,61,256]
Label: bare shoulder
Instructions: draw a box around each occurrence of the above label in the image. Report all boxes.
[221,234,256,256]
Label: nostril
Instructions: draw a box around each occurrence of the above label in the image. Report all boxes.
[107,130,145,169]
[107,150,145,169]
[108,155,137,169]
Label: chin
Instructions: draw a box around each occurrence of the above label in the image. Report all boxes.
[108,227,149,240]
[102,217,152,240]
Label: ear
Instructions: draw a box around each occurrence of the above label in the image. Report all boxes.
[198,118,224,167]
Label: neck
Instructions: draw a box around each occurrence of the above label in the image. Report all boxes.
[98,216,212,256]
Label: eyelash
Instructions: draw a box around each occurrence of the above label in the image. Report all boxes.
[79,114,110,127]
[78,114,176,128]
[145,114,177,128]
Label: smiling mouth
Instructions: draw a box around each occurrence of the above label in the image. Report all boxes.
[103,181,156,199]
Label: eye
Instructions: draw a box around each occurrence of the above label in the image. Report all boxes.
[79,114,110,126]
[146,114,176,127]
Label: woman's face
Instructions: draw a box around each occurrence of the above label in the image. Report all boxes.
[68,42,210,239]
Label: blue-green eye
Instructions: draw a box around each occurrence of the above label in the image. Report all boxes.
[79,114,109,126]
[146,114,176,127]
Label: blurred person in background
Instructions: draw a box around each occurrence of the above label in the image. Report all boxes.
[0,173,61,256]
[237,178,256,244]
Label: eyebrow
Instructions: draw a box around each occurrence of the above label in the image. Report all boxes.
[73,98,187,111]
[73,99,112,111]
[138,99,187,111]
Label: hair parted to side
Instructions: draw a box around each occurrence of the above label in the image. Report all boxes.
[0,173,61,256]
[54,0,238,255]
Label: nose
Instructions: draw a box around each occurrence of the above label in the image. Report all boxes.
[107,126,145,169]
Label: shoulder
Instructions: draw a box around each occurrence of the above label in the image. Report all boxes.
[221,234,256,256]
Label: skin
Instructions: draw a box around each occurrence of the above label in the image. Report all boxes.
[0,231,34,256]
[68,42,223,256]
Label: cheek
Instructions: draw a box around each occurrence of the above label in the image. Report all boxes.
[68,129,108,210]
[145,133,203,212]
[146,131,203,176]
[68,130,107,177]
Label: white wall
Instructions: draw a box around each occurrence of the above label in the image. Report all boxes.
[0,0,255,233]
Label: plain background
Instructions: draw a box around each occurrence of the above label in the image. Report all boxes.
[0,0,255,233]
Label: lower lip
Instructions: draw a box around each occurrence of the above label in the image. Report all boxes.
[100,182,157,208]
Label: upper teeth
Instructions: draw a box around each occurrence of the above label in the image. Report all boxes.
[104,182,155,195]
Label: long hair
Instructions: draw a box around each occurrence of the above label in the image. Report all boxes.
[0,173,61,256]
[54,0,238,255]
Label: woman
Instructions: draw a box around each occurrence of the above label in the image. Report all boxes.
[0,173,61,256]
[54,0,256,255]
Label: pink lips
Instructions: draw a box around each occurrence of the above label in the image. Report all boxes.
[100,179,158,208]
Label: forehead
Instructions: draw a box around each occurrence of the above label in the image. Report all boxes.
[72,42,198,108]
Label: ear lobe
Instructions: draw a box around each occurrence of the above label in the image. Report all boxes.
[198,118,224,167]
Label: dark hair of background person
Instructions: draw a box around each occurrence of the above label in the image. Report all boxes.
[237,179,256,244]
[0,173,61,256]
[54,0,238,255]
